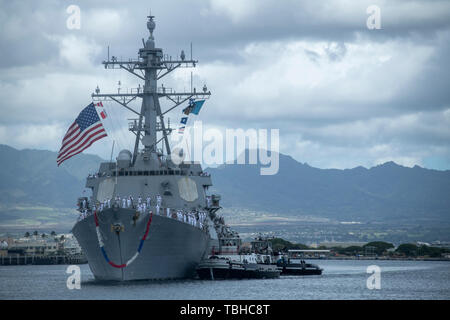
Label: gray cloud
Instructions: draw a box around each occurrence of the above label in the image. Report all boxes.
[0,0,449,170]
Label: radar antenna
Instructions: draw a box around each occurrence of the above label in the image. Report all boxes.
[91,14,211,165]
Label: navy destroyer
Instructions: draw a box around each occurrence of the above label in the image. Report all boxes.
[71,15,225,281]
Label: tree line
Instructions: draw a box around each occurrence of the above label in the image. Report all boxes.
[269,238,449,258]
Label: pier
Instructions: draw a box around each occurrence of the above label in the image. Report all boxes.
[0,254,87,266]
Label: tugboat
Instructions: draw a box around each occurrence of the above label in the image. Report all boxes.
[276,250,323,275]
[196,222,280,280]
[196,255,280,280]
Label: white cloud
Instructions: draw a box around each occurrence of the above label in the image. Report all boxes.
[56,35,102,70]
[206,0,260,23]
[0,124,64,151]
[196,37,435,124]
[83,9,124,37]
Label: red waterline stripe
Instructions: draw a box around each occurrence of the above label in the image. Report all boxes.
[94,211,99,226]
[142,212,153,240]
[108,261,126,268]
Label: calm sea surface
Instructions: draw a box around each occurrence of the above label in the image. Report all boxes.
[1,260,449,300]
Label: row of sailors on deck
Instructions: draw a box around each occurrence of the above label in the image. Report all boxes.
[87,172,109,179]
[119,195,162,209]
[134,205,208,229]
[80,194,213,212]
[88,171,210,178]
[79,195,163,211]
[173,210,208,229]
[128,204,208,228]
[78,205,208,230]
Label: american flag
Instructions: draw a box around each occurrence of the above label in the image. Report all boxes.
[57,103,107,166]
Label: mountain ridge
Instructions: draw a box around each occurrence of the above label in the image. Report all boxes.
[0,144,103,208]
[0,144,449,224]
[206,151,450,222]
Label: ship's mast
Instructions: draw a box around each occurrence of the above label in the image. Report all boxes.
[92,15,211,165]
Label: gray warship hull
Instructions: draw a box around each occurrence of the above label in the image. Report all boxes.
[72,208,210,281]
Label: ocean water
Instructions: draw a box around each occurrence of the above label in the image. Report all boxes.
[0,260,449,300]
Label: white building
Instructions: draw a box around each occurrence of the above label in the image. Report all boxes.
[8,233,82,255]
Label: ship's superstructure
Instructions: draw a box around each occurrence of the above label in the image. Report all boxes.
[71,15,226,281]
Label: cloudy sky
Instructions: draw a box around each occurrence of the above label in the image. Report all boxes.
[0,0,449,170]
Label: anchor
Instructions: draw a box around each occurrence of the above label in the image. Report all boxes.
[111,222,124,234]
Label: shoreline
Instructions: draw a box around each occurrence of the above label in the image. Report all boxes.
[1,255,449,267]
[303,256,450,261]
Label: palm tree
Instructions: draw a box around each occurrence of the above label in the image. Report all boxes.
[50,231,56,237]
[24,232,30,238]
[33,230,38,237]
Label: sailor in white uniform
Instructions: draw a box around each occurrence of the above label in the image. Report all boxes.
[156,195,162,206]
